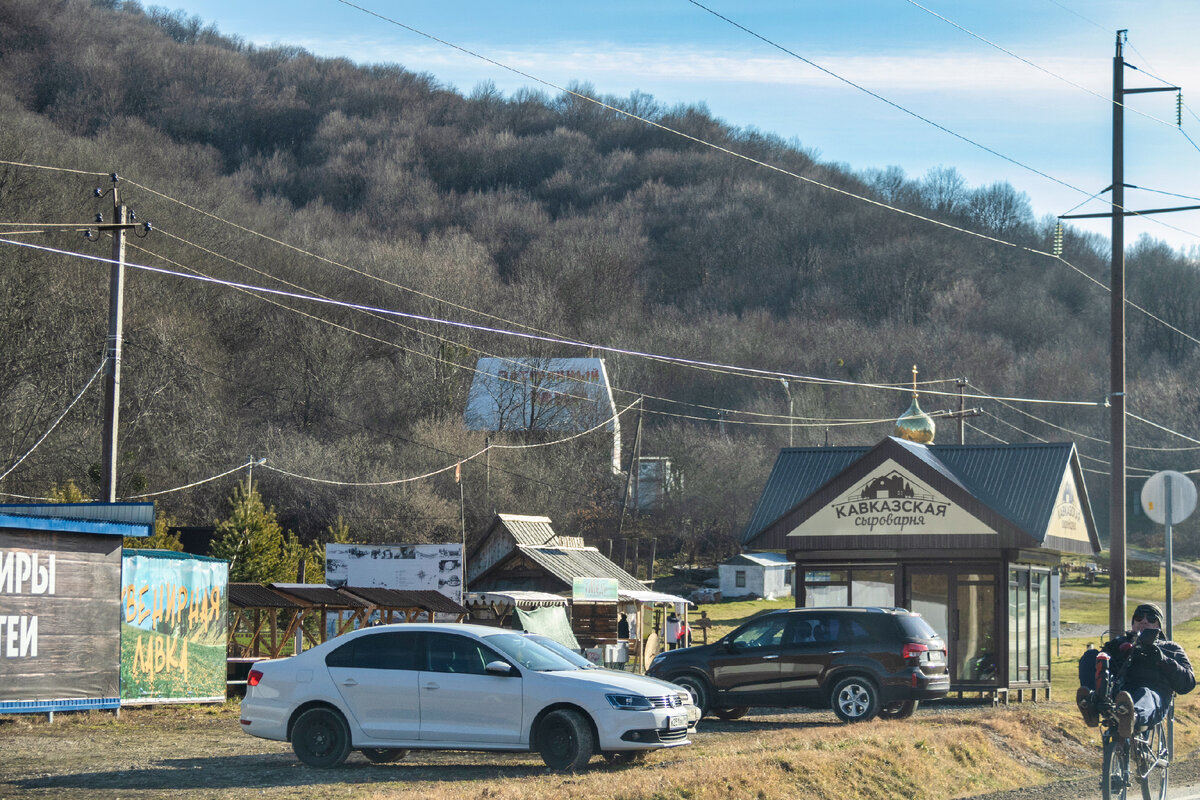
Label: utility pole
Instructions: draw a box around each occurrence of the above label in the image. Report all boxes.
[1109,30,1128,637]
[780,379,793,447]
[616,397,644,539]
[97,174,142,503]
[957,378,968,444]
[1059,31,1184,635]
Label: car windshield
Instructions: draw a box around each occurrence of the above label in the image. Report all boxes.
[525,635,597,669]
[485,633,583,671]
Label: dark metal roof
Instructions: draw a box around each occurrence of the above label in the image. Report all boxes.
[742,437,1098,554]
[932,442,1096,549]
[228,583,302,609]
[269,583,368,608]
[518,546,646,592]
[337,586,467,615]
[740,447,867,545]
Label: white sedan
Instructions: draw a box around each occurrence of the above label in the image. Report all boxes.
[239,622,693,771]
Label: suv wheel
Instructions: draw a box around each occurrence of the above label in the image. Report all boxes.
[831,676,880,723]
[712,707,749,721]
[673,674,712,717]
[878,700,918,720]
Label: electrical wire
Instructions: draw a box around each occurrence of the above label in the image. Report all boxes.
[121,459,257,499]
[686,0,1096,199]
[1,234,1109,410]
[117,338,621,503]
[0,358,106,483]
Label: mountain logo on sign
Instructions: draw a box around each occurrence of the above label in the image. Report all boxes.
[832,471,949,530]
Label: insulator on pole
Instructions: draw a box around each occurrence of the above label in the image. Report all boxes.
[1178,91,1183,127]
[1053,221,1063,257]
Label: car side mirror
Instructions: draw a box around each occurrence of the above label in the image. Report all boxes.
[485,660,516,676]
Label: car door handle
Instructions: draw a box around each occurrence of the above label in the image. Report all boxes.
[763,654,780,659]
[339,678,358,686]
[423,682,440,690]
[828,650,845,654]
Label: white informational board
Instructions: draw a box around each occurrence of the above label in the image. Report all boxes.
[325,543,462,601]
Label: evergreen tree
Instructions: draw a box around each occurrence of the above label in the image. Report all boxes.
[122,513,184,551]
[209,484,319,583]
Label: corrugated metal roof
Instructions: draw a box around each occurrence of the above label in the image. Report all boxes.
[740,447,867,544]
[270,583,368,607]
[742,438,1094,552]
[228,583,302,609]
[725,552,791,567]
[497,514,559,546]
[338,586,467,614]
[519,546,646,592]
[932,442,1075,541]
[0,501,156,538]
[0,502,155,525]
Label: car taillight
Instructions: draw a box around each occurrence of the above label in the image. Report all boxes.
[247,669,264,687]
[902,643,929,660]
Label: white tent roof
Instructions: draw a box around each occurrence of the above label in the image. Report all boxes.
[619,589,693,606]
[464,590,569,608]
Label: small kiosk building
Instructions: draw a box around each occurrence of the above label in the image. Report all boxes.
[741,431,1100,700]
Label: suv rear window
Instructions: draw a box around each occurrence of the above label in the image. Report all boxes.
[896,614,941,640]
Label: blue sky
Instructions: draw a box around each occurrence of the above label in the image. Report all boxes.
[160,0,1200,253]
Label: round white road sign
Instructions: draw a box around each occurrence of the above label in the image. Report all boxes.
[1141,470,1197,525]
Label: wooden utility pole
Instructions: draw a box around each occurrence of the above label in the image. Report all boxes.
[1060,31,1184,635]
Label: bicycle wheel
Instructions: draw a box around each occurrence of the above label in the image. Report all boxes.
[1137,721,1169,800]
[1102,728,1131,800]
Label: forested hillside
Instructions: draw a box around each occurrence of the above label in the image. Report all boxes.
[1,0,1198,561]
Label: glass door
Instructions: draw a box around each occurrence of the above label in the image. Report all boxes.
[907,568,999,685]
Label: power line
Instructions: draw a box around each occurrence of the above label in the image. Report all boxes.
[1,234,1108,410]
[0,359,106,483]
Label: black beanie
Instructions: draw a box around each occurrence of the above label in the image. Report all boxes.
[1132,602,1165,622]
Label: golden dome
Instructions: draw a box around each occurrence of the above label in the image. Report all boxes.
[894,365,935,444]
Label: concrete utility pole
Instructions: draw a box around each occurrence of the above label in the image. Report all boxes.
[99,175,132,503]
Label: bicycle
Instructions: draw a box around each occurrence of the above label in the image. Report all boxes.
[1085,638,1173,800]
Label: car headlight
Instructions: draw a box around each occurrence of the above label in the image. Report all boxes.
[606,693,653,711]
[674,691,691,707]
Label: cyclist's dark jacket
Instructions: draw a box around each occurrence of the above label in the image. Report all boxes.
[1101,632,1196,697]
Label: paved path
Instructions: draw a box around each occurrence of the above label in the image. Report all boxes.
[1058,554,1200,641]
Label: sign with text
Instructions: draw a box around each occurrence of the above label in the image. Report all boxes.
[1044,468,1091,546]
[572,577,619,602]
[789,459,997,538]
[120,551,228,704]
[0,530,122,705]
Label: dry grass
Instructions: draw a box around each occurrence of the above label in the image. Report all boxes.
[5,596,1196,799]
[0,700,1149,800]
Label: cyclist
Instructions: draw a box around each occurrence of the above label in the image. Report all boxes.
[1077,602,1195,738]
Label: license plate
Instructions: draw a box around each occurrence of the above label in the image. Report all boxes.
[668,713,687,730]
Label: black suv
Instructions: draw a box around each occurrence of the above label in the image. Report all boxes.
[646,607,949,722]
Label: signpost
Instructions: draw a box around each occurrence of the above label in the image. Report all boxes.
[1139,469,1196,759]
[1139,470,1197,638]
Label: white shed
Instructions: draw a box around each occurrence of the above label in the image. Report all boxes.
[718,552,794,600]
